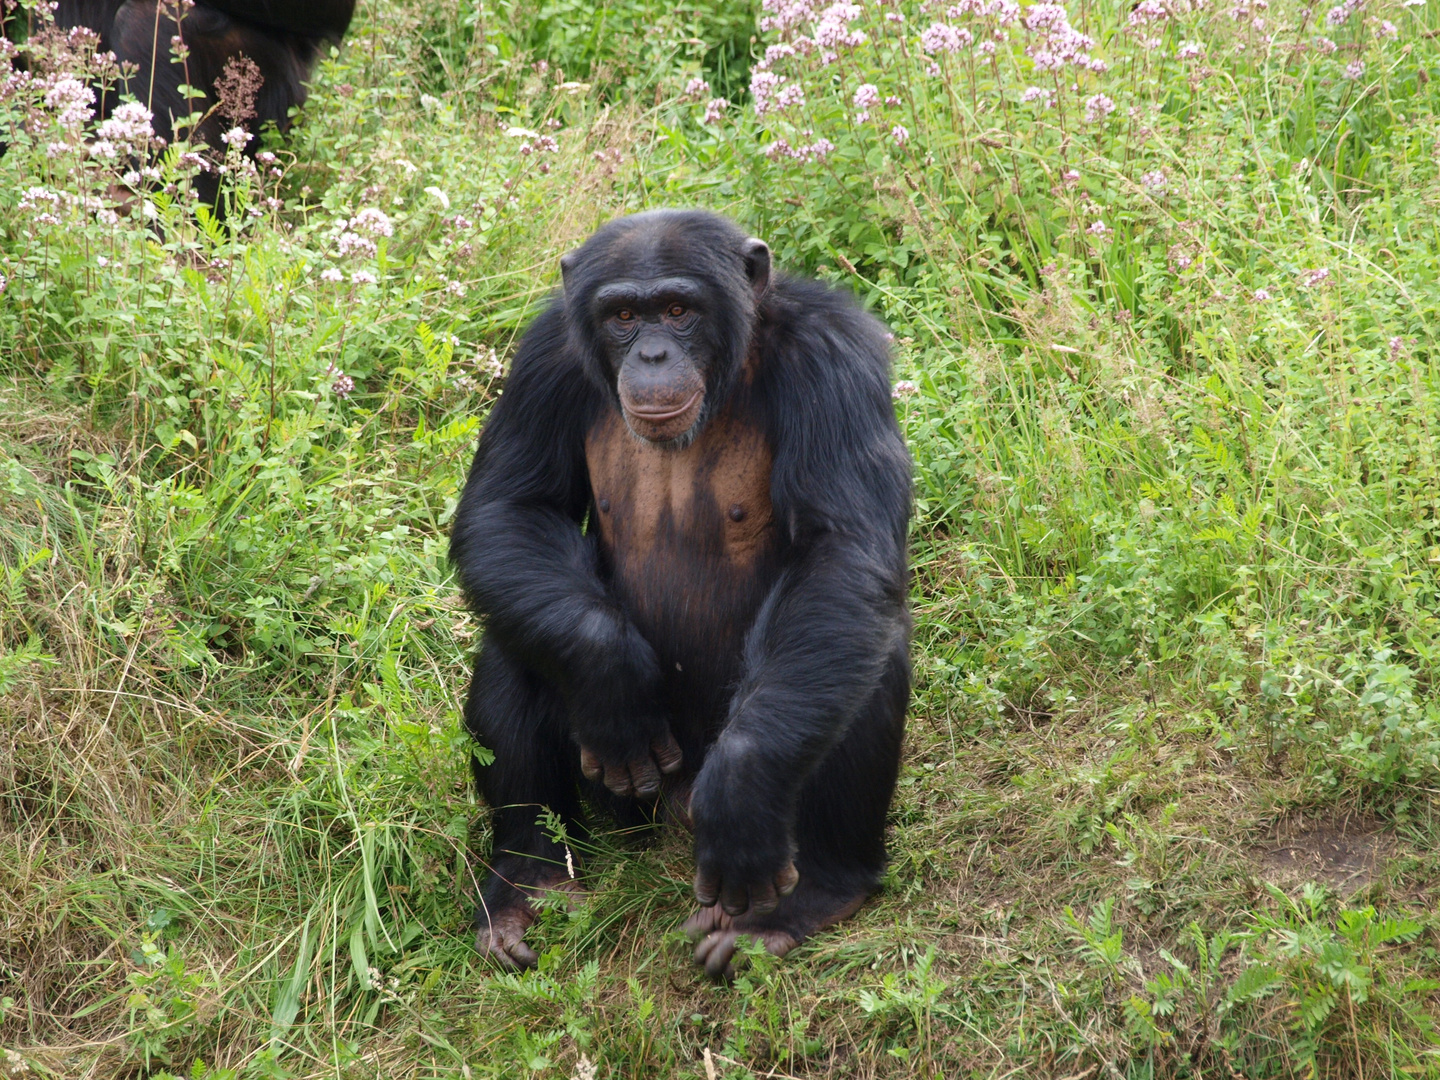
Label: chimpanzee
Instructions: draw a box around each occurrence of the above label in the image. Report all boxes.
[24,0,351,155]
[450,210,912,979]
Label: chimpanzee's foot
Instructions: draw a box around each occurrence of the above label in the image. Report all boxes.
[475,874,584,970]
[683,877,869,980]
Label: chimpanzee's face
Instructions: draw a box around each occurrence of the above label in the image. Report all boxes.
[560,212,772,449]
[593,276,711,445]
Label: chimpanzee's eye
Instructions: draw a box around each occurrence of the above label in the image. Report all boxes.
[614,309,634,322]
[667,304,687,319]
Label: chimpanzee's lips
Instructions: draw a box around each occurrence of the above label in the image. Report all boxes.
[625,391,701,421]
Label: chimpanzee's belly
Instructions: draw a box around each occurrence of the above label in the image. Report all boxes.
[584,407,781,740]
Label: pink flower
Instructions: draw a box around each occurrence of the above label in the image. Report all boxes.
[920,21,974,52]
[1128,0,1168,25]
[751,70,785,115]
[1176,40,1204,57]
[350,207,394,237]
[332,372,355,396]
[759,43,797,69]
[891,124,910,145]
[759,0,818,34]
[1086,220,1112,237]
[1300,267,1330,287]
[1344,59,1365,79]
[1084,93,1116,122]
[1315,35,1338,52]
[892,380,918,398]
[702,98,730,124]
[337,232,377,258]
[684,77,710,98]
[320,267,343,282]
[1141,169,1167,191]
[776,82,807,110]
[1022,85,1055,107]
[1252,287,1272,300]
[43,75,94,130]
[814,2,866,48]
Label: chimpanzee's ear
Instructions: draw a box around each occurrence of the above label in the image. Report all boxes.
[559,251,577,295]
[742,238,771,303]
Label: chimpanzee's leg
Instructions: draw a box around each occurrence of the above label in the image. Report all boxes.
[686,639,909,978]
[465,631,588,969]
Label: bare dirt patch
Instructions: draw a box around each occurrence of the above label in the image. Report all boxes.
[1256,817,1396,897]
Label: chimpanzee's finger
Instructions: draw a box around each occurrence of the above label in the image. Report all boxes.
[775,861,799,897]
[720,880,749,917]
[579,745,602,782]
[603,762,633,797]
[628,755,661,797]
[748,880,780,916]
[694,867,720,907]
[695,932,739,981]
[651,731,683,774]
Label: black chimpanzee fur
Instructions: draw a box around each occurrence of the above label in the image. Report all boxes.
[450,209,912,979]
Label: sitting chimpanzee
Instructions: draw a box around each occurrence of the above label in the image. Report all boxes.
[29,0,351,159]
[450,210,913,979]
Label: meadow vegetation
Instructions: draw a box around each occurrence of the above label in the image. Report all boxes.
[2,0,1440,1074]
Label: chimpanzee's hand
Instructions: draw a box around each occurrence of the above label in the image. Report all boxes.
[689,762,799,917]
[578,729,683,798]
[568,612,678,797]
[693,852,799,918]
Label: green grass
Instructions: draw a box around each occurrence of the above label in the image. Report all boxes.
[3,0,1440,1075]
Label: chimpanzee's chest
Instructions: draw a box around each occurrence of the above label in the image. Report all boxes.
[584,408,781,719]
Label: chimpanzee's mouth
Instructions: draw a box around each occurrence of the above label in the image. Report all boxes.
[624,391,701,421]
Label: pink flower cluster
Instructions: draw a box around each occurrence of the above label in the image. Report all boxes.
[814,3,866,48]
[350,207,394,237]
[1084,93,1116,122]
[764,135,836,161]
[1128,0,1168,25]
[702,98,729,124]
[920,20,975,53]
[1325,0,1359,25]
[752,70,808,115]
[757,0,865,61]
[92,101,153,153]
[759,0,818,34]
[19,186,62,226]
[43,75,93,130]
[1023,3,1106,73]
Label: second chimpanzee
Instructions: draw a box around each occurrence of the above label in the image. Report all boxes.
[451,210,912,979]
[41,0,352,155]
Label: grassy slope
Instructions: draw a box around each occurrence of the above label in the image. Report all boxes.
[2,0,1440,1076]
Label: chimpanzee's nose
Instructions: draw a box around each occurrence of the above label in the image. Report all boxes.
[637,338,669,364]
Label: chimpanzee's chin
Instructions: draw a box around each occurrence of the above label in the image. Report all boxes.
[622,399,704,447]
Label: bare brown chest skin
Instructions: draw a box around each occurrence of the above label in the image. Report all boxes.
[585,406,781,737]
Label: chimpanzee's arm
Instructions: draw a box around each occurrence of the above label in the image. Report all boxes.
[689,281,912,916]
[450,304,675,785]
